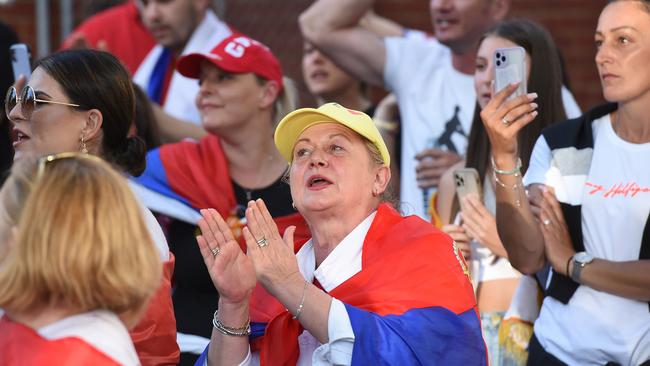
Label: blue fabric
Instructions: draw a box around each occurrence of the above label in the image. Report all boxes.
[250,322,266,340]
[133,148,192,206]
[195,346,208,366]
[345,304,487,365]
[147,47,172,104]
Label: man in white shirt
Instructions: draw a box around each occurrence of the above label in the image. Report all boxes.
[134,0,231,141]
[300,0,510,219]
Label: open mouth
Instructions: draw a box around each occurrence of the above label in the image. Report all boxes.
[308,175,333,188]
[435,18,457,30]
[12,129,30,146]
[309,70,329,81]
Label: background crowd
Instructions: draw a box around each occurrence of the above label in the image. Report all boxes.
[1,0,649,365]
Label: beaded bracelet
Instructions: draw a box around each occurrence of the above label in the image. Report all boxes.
[493,170,523,208]
[212,309,251,337]
[491,157,522,175]
[292,281,309,320]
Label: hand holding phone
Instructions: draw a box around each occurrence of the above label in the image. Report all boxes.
[10,43,32,82]
[493,46,527,101]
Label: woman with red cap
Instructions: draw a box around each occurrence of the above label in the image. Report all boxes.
[133,34,310,365]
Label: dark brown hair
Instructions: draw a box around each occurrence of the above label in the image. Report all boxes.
[35,49,146,176]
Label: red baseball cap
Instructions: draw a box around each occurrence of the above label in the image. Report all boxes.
[177,34,283,91]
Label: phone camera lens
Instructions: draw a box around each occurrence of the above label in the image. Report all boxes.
[496,52,501,58]
[501,55,507,62]
[496,60,501,67]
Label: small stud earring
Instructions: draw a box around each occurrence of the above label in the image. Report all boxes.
[80,136,88,154]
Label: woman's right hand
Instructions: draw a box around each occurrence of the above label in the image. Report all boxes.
[442,224,472,260]
[480,82,539,165]
[196,208,257,305]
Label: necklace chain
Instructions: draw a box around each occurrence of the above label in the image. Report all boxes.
[241,153,277,202]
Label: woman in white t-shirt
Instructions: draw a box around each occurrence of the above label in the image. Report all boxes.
[436,18,574,365]
[480,1,650,365]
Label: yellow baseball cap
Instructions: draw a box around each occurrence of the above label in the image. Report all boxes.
[274,102,390,166]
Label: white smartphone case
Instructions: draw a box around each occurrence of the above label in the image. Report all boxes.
[10,44,32,82]
[494,46,527,101]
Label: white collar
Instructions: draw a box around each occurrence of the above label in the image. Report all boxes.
[38,310,139,366]
[181,10,230,57]
[296,211,377,292]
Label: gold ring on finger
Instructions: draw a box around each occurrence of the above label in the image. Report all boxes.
[501,116,510,126]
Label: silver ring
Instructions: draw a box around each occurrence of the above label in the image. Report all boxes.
[501,116,510,126]
[256,236,269,247]
[543,219,551,226]
[210,246,220,257]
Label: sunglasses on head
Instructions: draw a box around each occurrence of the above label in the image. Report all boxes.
[5,86,82,120]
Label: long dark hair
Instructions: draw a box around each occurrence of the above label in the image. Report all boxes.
[35,49,146,176]
[466,18,567,186]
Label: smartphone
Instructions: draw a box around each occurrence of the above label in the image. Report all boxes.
[493,46,527,101]
[453,168,482,201]
[10,43,32,82]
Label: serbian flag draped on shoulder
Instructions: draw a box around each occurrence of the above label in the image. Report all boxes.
[132,135,310,245]
[197,204,487,365]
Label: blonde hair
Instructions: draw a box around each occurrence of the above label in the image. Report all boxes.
[0,154,161,316]
[274,76,298,125]
[256,75,298,125]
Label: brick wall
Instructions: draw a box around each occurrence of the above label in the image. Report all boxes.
[1,0,608,109]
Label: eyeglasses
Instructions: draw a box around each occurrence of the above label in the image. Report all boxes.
[5,86,81,120]
[36,152,105,181]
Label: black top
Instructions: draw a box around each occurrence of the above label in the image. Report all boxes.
[168,173,295,340]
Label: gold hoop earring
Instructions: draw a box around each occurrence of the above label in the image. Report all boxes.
[80,136,88,154]
[292,202,297,210]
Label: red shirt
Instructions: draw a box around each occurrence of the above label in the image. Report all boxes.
[61,1,155,75]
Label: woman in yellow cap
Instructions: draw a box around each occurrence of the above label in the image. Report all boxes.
[194,102,487,365]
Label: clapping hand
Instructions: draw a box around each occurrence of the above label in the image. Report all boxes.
[196,208,256,305]
[242,199,303,295]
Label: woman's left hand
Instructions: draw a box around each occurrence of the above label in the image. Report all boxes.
[460,194,507,258]
[538,189,575,276]
[243,199,303,293]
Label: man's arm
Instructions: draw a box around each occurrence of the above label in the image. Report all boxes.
[299,0,386,86]
[151,103,208,143]
[359,11,404,38]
